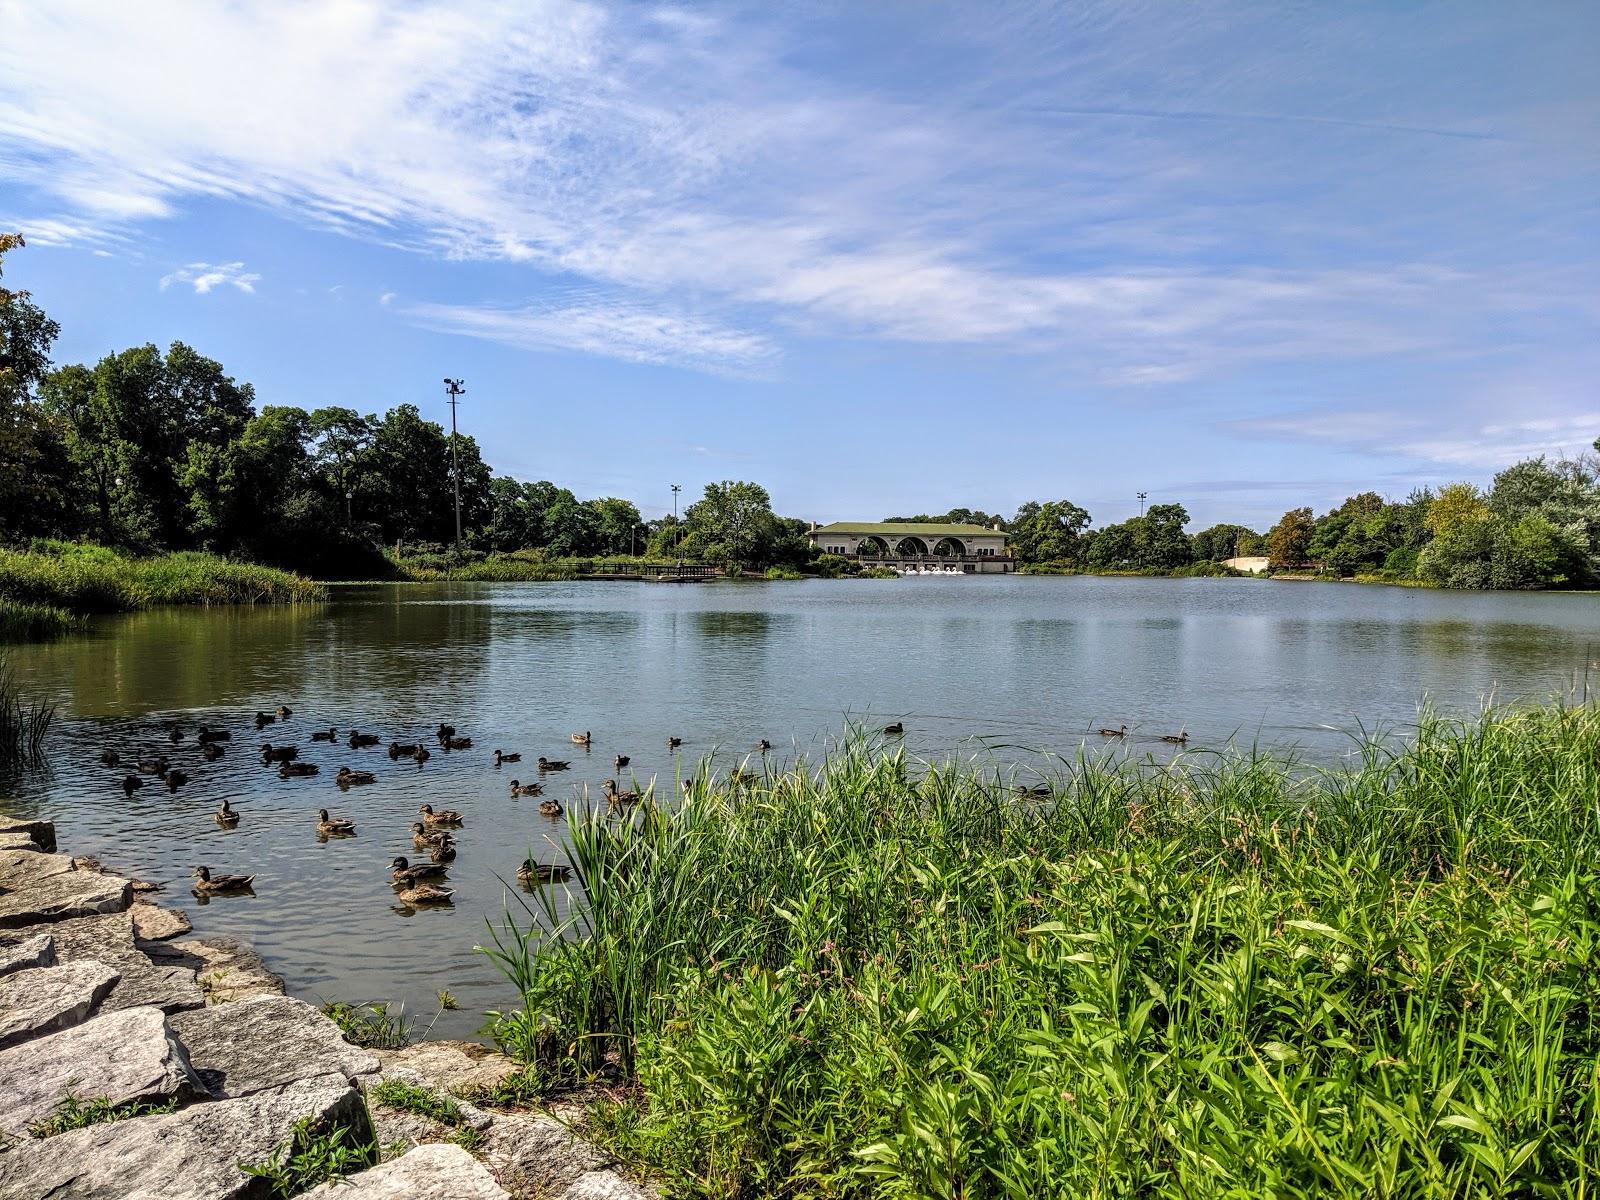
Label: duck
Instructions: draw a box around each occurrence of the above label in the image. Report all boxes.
[214,799,240,827]
[276,705,293,719]
[197,726,230,744]
[254,711,276,728]
[388,741,419,760]
[613,754,630,770]
[883,722,904,736]
[603,779,641,805]
[395,883,454,906]
[348,731,381,749]
[570,731,592,747]
[436,723,456,741]
[192,865,254,894]
[537,757,570,772]
[311,728,338,743]
[335,767,376,788]
[418,803,463,826]
[389,856,449,885]
[163,768,190,790]
[509,779,543,797]
[167,725,184,744]
[494,749,521,765]
[411,745,431,764]
[259,743,298,763]
[1160,731,1189,745]
[1096,725,1127,738]
[538,796,564,817]
[681,779,694,794]
[121,774,143,794]
[317,808,356,835]
[136,756,170,775]
[409,822,446,850]
[442,735,472,751]
[202,742,225,762]
[278,761,319,778]
[1014,783,1052,798]
[429,835,457,864]
[99,749,120,766]
[666,736,682,749]
[517,859,573,886]
[755,739,773,753]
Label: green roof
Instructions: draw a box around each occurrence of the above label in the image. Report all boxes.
[810,522,1004,537]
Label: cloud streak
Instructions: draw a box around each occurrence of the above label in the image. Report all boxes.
[159,261,261,295]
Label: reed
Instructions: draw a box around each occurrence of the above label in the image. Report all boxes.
[0,655,54,766]
[483,703,1600,1197]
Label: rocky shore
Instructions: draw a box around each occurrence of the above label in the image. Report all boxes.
[0,817,654,1200]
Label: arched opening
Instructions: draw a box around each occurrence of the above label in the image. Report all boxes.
[932,537,968,558]
[856,535,890,558]
[895,536,930,557]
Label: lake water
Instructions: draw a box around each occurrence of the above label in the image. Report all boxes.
[3,576,1599,1038]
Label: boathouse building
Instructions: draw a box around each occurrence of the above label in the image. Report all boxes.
[806,522,1014,573]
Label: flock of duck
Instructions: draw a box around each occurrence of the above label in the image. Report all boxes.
[95,707,725,910]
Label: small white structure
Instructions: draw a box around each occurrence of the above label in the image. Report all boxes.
[807,522,1014,574]
[1223,556,1270,574]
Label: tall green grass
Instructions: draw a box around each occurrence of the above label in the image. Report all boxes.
[0,542,325,640]
[483,705,1600,1197]
[0,655,54,766]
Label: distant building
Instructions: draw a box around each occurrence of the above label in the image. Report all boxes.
[1223,556,1270,574]
[807,521,1014,574]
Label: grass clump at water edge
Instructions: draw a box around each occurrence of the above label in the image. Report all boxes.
[482,702,1600,1198]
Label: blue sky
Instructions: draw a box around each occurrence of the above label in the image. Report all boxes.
[1,1,1596,530]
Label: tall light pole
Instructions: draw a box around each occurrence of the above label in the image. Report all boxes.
[1137,490,1148,517]
[444,378,465,558]
[670,483,682,572]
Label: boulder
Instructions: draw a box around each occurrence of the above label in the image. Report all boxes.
[0,959,119,1048]
[171,994,379,1099]
[0,847,76,886]
[0,932,55,977]
[0,816,55,852]
[300,1142,512,1199]
[0,865,131,928]
[376,1039,522,1096]
[131,900,192,941]
[1,910,202,1013]
[0,1075,373,1200]
[0,1004,206,1137]
[478,1109,616,1197]
[0,831,41,851]
[145,934,285,1004]
[560,1172,660,1199]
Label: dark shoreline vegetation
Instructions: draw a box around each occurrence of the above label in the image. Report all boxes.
[482,702,1600,1197]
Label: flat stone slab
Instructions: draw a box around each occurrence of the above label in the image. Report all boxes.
[0,864,132,928]
[559,1171,660,1199]
[0,831,42,850]
[0,1075,373,1200]
[301,1142,512,1199]
[132,900,192,941]
[0,847,76,886]
[0,959,119,1048]
[0,932,55,977]
[0,1004,205,1138]
[377,1040,522,1097]
[0,816,55,852]
[171,994,379,1099]
[3,910,202,1013]
[144,934,285,1004]
[479,1109,615,1197]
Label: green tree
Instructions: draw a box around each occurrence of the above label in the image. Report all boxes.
[684,481,782,569]
[1267,507,1315,569]
[0,233,73,538]
[586,497,644,557]
[1010,500,1091,564]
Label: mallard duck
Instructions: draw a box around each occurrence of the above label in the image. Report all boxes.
[1014,783,1052,798]
[214,799,240,827]
[1160,731,1189,745]
[883,722,904,735]
[396,883,454,906]
[602,779,641,805]
[409,821,445,850]
[335,767,376,788]
[279,761,319,778]
[666,736,682,749]
[311,728,338,742]
[517,859,573,885]
[436,723,456,741]
[613,754,630,770]
[755,739,772,753]
[537,757,570,772]
[412,745,431,764]
[99,749,120,766]
[442,735,472,751]
[192,865,254,893]
[1097,725,1127,738]
[136,756,170,775]
[121,774,143,794]
[570,731,591,746]
[681,779,694,794]
[316,808,356,835]
[163,768,190,790]
[254,711,276,728]
[197,726,230,744]
[259,743,298,763]
[202,742,225,762]
[509,779,543,797]
[494,749,521,765]
[348,731,381,749]
[418,803,463,826]
[167,725,184,744]
[429,835,457,864]
[389,856,449,884]
[389,741,419,759]
[538,796,564,817]
[276,705,293,719]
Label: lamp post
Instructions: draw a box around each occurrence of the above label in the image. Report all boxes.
[1137,491,1148,517]
[345,489,353,525]
[671,483,682,574]
[443,378,465,559]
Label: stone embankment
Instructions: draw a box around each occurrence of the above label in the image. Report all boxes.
[0,817,654,1200]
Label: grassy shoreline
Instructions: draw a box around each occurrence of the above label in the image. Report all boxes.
[485,703,1600,1197]
[0,542,326,642]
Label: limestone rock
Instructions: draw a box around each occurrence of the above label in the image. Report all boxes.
[0,1075,373,1200]
[131,899,192,941]
[0,816,55,852]
[0,959,119,1048]
[0,864,131,928]
[0,831,41,851]
[478,1110,615,1197]
[171,994,379,1099]
[0,1004,205,1137]
[376,1039,522,1097]
[0,847,75,886]
[2,910,202,1013]
[300,1142,512,1199]
[0,932,55,977]
[560,1171,660,1199]
[145,933,285,1004]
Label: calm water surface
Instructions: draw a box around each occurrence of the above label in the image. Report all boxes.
[3,576,1599,1037]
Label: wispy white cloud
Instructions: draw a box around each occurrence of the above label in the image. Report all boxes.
[159,262,261,295]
